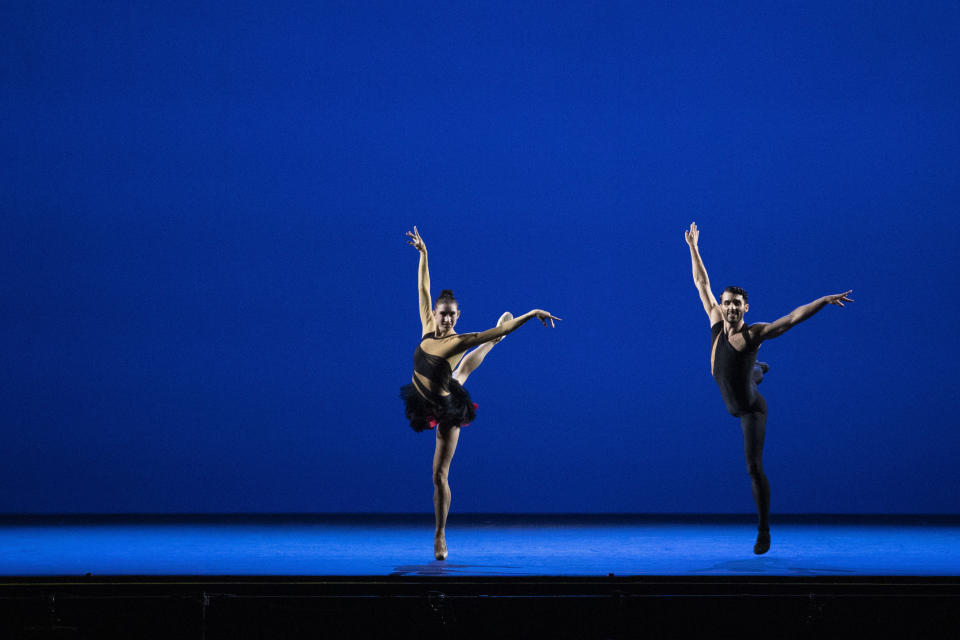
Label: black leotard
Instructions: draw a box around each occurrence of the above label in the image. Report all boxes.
[711,322,771,535]
[411,335,455,403]
[400,333,476,432]
[711,322,765,416]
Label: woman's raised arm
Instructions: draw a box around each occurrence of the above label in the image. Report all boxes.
[406,226,435,336]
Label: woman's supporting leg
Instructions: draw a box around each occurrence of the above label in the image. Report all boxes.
[432,425,461,560]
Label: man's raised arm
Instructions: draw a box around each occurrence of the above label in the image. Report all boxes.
[686,222,720,323]
[749,290,853,343]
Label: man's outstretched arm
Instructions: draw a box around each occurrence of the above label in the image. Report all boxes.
[685,222,721,324]
[749,291,853,343]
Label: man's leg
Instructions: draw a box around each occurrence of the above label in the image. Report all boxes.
[740,405,770,554]
[752,362,770,385]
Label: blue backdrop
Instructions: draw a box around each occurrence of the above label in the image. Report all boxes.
[2,1,958,513]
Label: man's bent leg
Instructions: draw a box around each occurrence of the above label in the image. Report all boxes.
[752,362,770,385]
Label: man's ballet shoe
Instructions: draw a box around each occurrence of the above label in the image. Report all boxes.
[754,528,771,555]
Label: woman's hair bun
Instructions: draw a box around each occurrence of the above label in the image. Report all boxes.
[435,289,458,306]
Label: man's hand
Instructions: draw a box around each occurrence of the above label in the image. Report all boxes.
[685,221,700,248]
[824,291,854,307]
[406,226,426,252]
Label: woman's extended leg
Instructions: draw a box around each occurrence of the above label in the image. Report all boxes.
[452,312,512,385]
[452,342,496,385]
[432,424,461,560]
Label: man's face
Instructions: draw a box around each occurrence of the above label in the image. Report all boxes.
[720,292,748,325]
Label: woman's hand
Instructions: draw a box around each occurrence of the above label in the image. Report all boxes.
[531,310,562,328]
[406,226,426,253]
[685,221,700,248]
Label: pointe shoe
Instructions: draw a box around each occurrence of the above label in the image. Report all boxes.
[753,528,771,555]
[434,537,448,561]
[494,312,513,343]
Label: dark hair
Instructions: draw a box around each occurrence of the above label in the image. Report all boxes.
[435,289,458,307]
[722,286,748,303]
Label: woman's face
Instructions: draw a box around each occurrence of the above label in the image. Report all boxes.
[433,302,460,334]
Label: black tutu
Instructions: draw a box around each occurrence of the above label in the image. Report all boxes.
[400,379,477,432]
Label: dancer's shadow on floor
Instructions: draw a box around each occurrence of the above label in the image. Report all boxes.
[690,557,857,576]
[391,562,523,577]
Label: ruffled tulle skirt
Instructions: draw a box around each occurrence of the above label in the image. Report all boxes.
[400,379,477,432]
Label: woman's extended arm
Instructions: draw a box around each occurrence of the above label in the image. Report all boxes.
[406,226,435,336]
[453,309,561,351]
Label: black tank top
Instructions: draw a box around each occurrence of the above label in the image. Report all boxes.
[711,322,762,416]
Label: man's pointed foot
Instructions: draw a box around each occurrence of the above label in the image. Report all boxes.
[753,528,771,555]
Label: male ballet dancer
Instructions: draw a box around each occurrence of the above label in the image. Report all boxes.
[685,221,852,554]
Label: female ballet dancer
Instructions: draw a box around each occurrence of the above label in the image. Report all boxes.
[401,226,560,560]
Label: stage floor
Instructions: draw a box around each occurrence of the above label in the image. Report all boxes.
[2,514,958,577]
